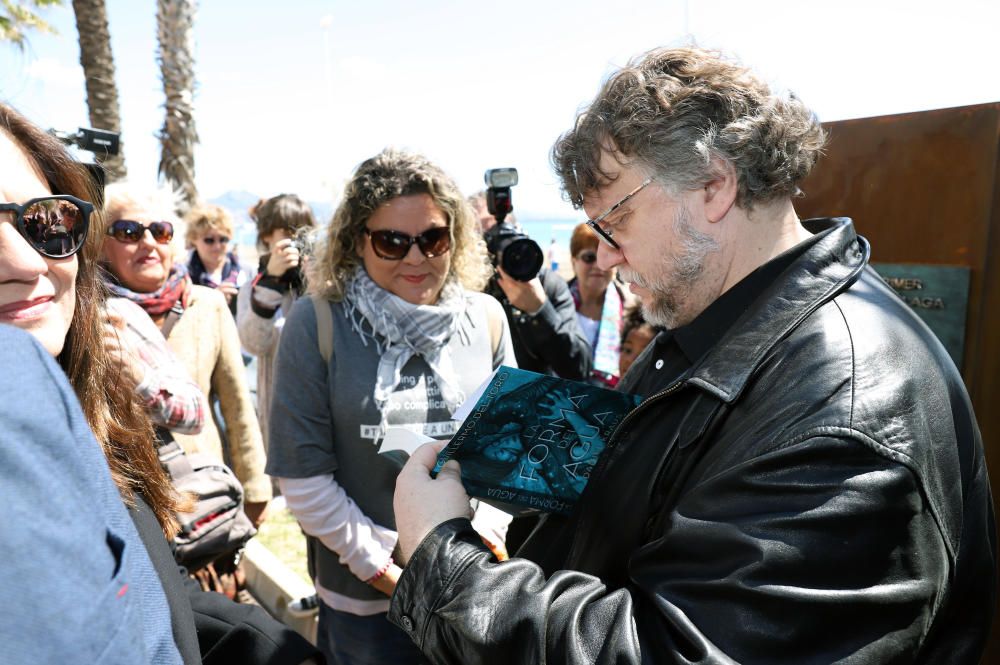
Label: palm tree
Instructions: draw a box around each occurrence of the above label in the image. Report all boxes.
[71,0,126,181]
[0,0,61,50]
[156,0,197,214]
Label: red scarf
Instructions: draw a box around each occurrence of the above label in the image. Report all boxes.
[103,264,191,316]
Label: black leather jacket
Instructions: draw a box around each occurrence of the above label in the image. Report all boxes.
[389,218,997,664]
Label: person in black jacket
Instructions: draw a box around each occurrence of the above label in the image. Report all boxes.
[388,47,996,664]
[471,192,592,381]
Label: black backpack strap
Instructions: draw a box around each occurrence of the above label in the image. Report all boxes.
[155,426,194,479]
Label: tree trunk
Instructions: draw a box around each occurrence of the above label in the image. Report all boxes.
[156,0,198,215]
[71,0,126,182]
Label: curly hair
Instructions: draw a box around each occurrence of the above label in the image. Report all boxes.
[184,203,234,247]
[1,103,184,537]
[309,148,492,301]
[552,47,826,211]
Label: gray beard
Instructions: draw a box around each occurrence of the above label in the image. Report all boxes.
[620,205,720,329]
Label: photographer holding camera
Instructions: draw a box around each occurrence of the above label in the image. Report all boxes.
[236,193,317,454]
[472,170,591,382]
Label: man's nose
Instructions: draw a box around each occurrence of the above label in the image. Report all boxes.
[596,241,623,271]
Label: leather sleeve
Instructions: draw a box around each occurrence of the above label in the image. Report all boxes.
[508,271,592,381]
[389,435,949,664]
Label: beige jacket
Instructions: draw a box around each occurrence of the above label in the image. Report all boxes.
[166,285,272,503]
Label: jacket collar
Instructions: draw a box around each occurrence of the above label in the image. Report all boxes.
[685,217,869,404]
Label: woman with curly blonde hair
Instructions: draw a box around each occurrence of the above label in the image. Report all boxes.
[268,148,513,665]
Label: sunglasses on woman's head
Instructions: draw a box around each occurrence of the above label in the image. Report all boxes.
[576,250,598,264]
[106,219,175,244]
[363,226,451,261]
[0,195,93,259]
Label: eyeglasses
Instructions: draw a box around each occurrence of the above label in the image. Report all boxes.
[200,235,230,246]
[0,195,93,259]
[584,178,653,250]
[575,250,598,264]
[363,227,451,261]
[106,220,175,244]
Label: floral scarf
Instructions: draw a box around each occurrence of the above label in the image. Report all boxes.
[103,263,191,317]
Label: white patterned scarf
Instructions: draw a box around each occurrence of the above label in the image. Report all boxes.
[344,266,472,427]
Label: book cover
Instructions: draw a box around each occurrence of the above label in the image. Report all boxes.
[434,366,643,515]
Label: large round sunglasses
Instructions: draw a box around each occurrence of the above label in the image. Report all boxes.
[0,195,93,259]
[106,219,175,244]
[363,226,451,261]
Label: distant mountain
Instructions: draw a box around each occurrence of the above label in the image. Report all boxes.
[209,191,331,222]
[207,190,261,216]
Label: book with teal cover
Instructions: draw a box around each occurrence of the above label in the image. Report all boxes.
[434,366,643,515]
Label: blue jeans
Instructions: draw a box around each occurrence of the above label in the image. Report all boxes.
[317,602,425,665]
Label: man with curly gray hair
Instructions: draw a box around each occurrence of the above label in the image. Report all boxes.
[389,47,995,664]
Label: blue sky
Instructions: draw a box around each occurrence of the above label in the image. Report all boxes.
[2,0,998,219]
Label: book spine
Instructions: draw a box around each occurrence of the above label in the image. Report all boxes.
[439,369,513,465]
[465,479,574,516]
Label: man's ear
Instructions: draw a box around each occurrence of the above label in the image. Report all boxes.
[701,158,738,223]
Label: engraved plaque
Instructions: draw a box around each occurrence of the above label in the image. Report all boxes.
[871,263,971,366]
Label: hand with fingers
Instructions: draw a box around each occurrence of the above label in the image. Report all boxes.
[218,281,239,305]
[494,265,546,314]
[265,238,301,278]
[393,441,474,565]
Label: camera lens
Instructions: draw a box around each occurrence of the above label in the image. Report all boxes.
[485,222,543,282]
[500,237,543,282]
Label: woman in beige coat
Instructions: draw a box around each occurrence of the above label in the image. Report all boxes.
[100,183,271,526]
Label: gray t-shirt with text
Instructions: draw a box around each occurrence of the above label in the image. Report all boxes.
[267,290,513,601]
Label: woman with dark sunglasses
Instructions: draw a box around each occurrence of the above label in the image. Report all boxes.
[101,184,272,535]
[184,204,248,316]
[567,222,635,387]
[96,184,208,436]
[0,103,318,664]
[267,148,515,665]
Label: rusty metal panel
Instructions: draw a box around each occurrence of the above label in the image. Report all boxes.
[797,103,1000,662]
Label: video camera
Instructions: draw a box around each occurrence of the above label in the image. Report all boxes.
[482,167,543,282]
[50,127,121,157]
[50,126,122,205]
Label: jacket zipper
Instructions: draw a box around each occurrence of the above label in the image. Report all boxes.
[605,378,687,450]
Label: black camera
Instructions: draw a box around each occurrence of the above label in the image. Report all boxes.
[483,168,543,282]
[257,233,312,294]
[50,127,121,156]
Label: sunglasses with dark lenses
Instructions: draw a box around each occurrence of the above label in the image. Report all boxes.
[106,219,175,244]
[201,235,230,245]
[576,250,598,264]
[364,226,451,260]
[0,195,93,259]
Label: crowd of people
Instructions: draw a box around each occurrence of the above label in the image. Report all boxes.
[0,43,995,665]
